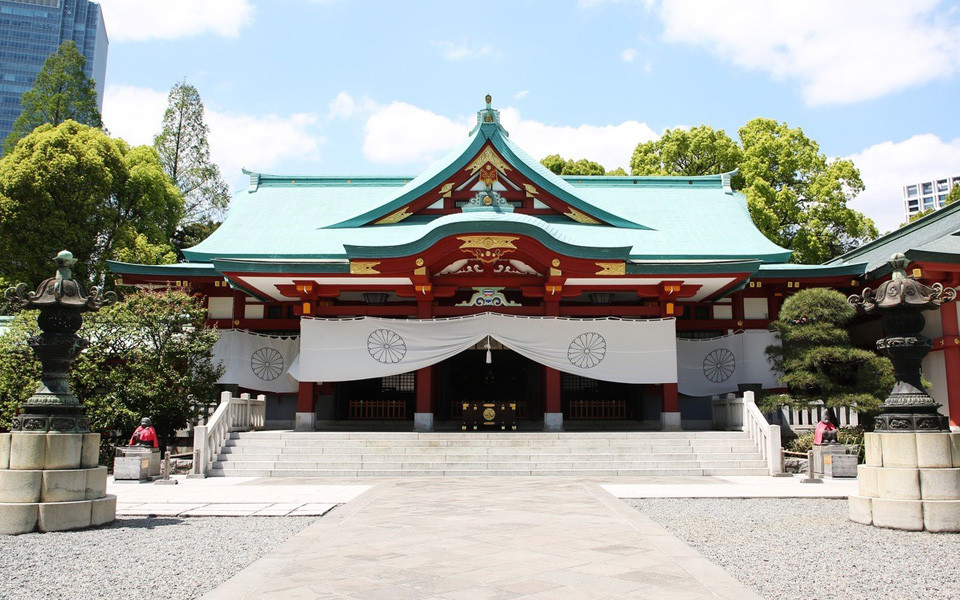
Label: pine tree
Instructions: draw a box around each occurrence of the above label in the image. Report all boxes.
[154,82,230,232]
[764,288,893,415]
[3,41,102,154]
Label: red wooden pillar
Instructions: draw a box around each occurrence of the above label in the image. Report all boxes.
[543,297,563,431]
[414,298,435,431]
[295,381,316,431]
[661,382,680,431]
[940,303,960,428]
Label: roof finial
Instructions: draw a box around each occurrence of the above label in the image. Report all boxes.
[485,94,492,108]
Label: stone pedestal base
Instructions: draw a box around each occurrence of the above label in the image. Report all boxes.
[294,412,316,432]
[113,447,160,480]
[661,412,681,432]
[849,432,960,532]
[413,412,434,432]
[0,432,115,535]
[543,412,563,432]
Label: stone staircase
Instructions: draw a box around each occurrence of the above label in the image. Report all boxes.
[209,431,770,477]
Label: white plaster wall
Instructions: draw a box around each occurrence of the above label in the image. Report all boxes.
[207,297,234,320]
[922,352,950,419]
[743,298,769,320]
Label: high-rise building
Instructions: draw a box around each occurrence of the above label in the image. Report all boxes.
[0,0,108,147]
[903,175,960,221]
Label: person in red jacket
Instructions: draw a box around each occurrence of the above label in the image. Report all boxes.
[813,410,839,445]
[129,417,159,448]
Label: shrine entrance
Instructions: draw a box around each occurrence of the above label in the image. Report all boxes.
[436,348,543,422]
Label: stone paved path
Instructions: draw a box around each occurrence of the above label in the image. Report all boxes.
[202,477,762,599]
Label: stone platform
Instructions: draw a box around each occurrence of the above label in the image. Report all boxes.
[849,432,960,532]
[0,432,116,535]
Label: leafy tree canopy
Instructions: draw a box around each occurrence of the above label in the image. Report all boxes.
[0,290,222,446]
[630,126,741,177]
[154,82,230,228]
[629,119,878,264]
[540,154,622,176]
[0,121,184,287]
[763,287,893,415]
[3,41,102,154]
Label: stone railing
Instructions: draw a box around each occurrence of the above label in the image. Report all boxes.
[766,402,859,430]
[190,392,265,477]
[712,391,783,476]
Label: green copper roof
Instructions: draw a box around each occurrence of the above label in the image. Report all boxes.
[109,261,219,277]
[171,99,792,267]
[826,200,960,276]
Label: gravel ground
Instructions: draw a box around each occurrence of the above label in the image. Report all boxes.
[0,516,317,600]
[630,498,960,600]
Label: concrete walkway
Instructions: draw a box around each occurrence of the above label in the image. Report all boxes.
[198,478,766,600]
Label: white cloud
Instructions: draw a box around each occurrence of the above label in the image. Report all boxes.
[97,0,255,42]
[102,85,169,146]
[500,108,657,172]
[653,0,960,105]
[326,92,377,120]
[514,90,530,101]
[102,84,324,191]
[621,48,637,62]
[847,134,960,233]
[360,100,657,172]
[362,102,472,164]
[432,39,495,61]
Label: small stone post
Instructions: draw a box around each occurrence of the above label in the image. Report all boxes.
[0,251,118,534]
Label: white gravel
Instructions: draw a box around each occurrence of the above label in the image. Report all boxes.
[0,516,317,600]
[629,498,960,600]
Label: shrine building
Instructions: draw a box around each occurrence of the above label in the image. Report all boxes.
[110,97,960,433]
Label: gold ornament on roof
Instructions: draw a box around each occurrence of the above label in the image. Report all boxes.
[350,261,381,275]
[564,208,601,225]
[375,207,412,225]
[466,146,511,175]
[458,236,519,250]
[595,262,626,276]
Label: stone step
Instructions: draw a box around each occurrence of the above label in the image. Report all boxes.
[212,458,768,470]
[222,439,757,449]
[231,431,751,441]
[206,466,771,478]
[216,450,765,462]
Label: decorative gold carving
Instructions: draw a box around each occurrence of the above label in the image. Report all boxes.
[550,267,562,277]
[564,208,601,225]
[415,258,424,266]
[465,146,511,175]
[374,207,412,225]
[414,267,427,276]
[482,408,496,420]
[439,182,454,198]
[523,183,539,198]
[458,236,518,250]
[479,163,498,187]
[350,261,381,275]
[551,259,560,267]
[595,262,626,276]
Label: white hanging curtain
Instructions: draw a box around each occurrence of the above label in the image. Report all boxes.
[299,314,677,384]
[213,329,300,393]
[676,330,779,396]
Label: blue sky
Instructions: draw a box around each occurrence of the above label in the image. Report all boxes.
[96,0,960,233]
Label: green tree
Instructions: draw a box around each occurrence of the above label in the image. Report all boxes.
[540,154,608,176]
[0,121,184,287]
[738,119,876,264]
[629,119,877,264]
[3,41,102,154]
[630,126,741,176]
[763,288,893,416]
[154,82,230,228]
[0,311,41,429]
[0,291,222,446]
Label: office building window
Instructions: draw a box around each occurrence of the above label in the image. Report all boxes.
[923,197,935,210]
[922,182,933,194]
[906,185,918,197]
